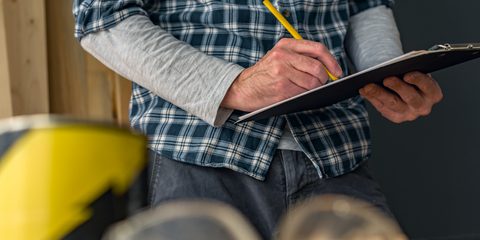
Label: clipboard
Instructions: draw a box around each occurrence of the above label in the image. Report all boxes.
[237,43,480,123]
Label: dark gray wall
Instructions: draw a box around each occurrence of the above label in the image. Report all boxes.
[368,0,480,239]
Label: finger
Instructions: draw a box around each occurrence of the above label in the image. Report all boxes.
[283,62,325,90]
[360,89,384,111]
[279,78,309,101]
[266,62,314,92]
[262,73,306,104]
[404,72,443,103]
[360,90,416,124]
[361,83,408,113]
[383,77,425,110]
[277,38,343,78]
[265,49,325,90]
[286,52,329,84]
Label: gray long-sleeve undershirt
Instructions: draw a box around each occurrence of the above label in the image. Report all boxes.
[80,5,402,151]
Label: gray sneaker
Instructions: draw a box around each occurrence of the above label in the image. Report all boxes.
[103,201,260,240]
[277,194,408,240]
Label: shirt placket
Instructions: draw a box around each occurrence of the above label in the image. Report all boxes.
[274,0,297,40]
[269,0,286,40]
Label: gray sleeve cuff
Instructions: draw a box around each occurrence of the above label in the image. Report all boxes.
[345,5,403,71]
[80,15,244,127]
[209,64,244,127]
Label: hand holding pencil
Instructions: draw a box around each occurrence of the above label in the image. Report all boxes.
[220,1,343,112]
[262,0,339,81]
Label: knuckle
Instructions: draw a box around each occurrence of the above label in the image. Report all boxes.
[403,94,416,103]
[269,49,284,59]
[419,81,430,90]
[271,68,281,76]
[407,76,421,86]
[375,104,386,112]
[419,107,432,116]
[277,38,290,47]
[387,114,403,124]
[387,97,399,107]
[406,114,418,122]
[393,119,403,124]
[320,75,329,84]
[311,64,323,77]
[306,78,321,89]
[376,101,385,110]
[316,43,327,52]
[370,99,383,110]
[406,72,422,81]
[435,91,444,103]
[407,97,423,109]
[271,64,283,76]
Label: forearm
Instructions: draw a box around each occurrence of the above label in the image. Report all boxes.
[80,15,244,127]
[346,5,403,71]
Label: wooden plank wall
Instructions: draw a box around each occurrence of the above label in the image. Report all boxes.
[0,3,13,118]
[0,0,132,125]
[0,0,49,117]
[45,0,131,125]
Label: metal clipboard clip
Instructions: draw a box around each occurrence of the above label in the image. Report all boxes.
[429,43,480,51]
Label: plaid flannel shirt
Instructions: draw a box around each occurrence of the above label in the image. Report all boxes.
[74,0,394,180]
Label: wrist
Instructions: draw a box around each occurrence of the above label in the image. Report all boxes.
[221,73,242,110]
[221,69,250,111]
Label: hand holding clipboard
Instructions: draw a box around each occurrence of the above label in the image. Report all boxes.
[237,43,480,123]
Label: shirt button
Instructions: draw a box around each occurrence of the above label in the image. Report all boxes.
[282,9,291,18]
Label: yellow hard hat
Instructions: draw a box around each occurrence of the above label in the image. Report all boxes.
[0,115,148,240]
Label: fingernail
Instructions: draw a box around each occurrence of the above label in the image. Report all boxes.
[384,79,397,88]
[337,72,343,78]
[359,88,365,95]
[410,72,420,79]
[336,66,343,77]
[408,72,422,79]
[384,79,393,87]
[404,74,414,82]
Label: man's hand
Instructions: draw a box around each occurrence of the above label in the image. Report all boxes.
[360,72,443,123]
[221,38,342,112]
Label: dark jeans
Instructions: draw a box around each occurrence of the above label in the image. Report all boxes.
[148,150,393,240]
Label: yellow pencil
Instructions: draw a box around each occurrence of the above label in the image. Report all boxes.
[262,0,339,81]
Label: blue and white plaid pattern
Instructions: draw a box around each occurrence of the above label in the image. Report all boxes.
[74,0,394,180]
